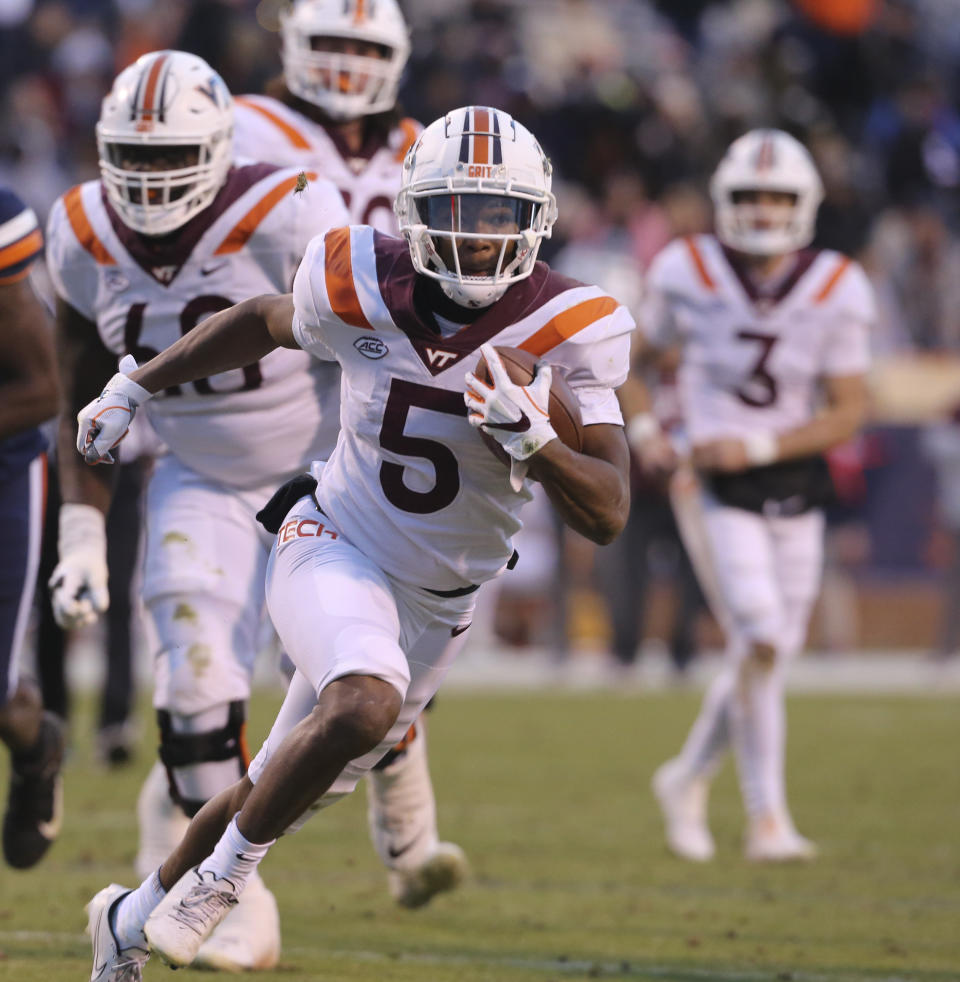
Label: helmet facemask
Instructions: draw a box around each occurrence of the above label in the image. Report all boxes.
[715,188,810,256]
[282,37,404,118]
[97,135,231,237]
[403,185,554,308]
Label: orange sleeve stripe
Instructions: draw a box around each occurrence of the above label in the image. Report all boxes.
[684,237,715,291]
[236,97,311,149]
[64,186,115,265]
[0,268,31,285]
[214,172,316,255]
[815,256,851,303]
[323,227,372,329]
[519,295,620,357]
[394,118,420,162]
[0,228,43,270]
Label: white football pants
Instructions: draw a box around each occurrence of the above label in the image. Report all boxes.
[671,477,824,821]
[248,493,475,834]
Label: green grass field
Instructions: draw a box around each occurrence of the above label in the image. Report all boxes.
[1,688,957,982]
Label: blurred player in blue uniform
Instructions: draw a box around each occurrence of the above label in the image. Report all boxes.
[0,185,65,869]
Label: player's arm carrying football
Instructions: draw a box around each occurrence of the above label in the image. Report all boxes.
[464,343,629,545]
[526,421,629,544]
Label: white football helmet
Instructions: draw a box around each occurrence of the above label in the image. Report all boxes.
[395,106,558,308]
[96,50,233,237]
[710,128,824,255]
[280,0,410,119]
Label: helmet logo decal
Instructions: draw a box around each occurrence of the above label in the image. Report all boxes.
[195,76,224,107]
[458,107,502,166]
[130,51,171,129]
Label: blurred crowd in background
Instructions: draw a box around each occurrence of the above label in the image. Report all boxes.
[4,0,960,669]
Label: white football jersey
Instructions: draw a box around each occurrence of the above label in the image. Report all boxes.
[640,233,874,445]
[46,164,350,489]
[233,94,419,234]
[292,226,635,591]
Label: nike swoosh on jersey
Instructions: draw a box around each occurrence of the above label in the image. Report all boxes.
[486,412,530,434]
[200,262,228,276]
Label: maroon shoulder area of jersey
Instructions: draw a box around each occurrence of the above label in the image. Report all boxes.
[370,244,595,376]
[101,163,283,285]
[720,243,819,304]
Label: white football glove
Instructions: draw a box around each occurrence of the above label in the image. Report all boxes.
[464,343,558,462]
[76,354,153,464]
[464,344,559,492]
[49,503,109,629]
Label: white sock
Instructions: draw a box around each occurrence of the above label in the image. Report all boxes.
[114,870,165,950]
[731,656,787,820]
[674,662,737,781]
[366,723,438,870]
[198,816,275,891]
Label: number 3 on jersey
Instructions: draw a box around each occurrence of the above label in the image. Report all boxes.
[124,296,263,396]
[735,330,778,408]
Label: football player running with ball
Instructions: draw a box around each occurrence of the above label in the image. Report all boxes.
[80,106,633,980]
[625,129,874,863]
[234,0,469,909]
[46,50,349,972]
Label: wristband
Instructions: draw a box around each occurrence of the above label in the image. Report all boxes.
[626,413,661,452]
[58,502,107,557]
[111,354,153,405]
[743,432,779,467]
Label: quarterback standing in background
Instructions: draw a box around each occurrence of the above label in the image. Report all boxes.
[79,105,634,980]
[0,186,64,871]
[45,50,349,971]
[625,129,874,862]
[234,0,469,908]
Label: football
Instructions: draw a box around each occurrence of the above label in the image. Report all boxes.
[472,346,584,463]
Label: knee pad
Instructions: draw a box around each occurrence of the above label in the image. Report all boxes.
[157,701,249,817]
[748,640,777,669]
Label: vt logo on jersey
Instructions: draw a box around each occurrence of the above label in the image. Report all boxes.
[354,336,388,359]
[425,347,458,369]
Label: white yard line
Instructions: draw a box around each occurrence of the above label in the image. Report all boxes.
[0,932,914,982]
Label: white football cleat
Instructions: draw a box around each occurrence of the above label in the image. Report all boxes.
[87,883,149,982]
[745,815,818,863]
[192,870,281,971]
[144,868,239,968]
[388,841,469,909]
[651,758,715,862]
